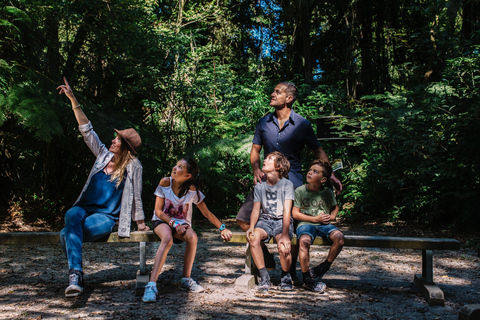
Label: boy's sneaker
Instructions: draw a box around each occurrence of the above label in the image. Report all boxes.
[142,282,158,302]
[257,275,270,293]
[279,273,293,291]
[309,266,326,280]
[180,278,204,292]
[65,269,84,298]
[303,277,326,293]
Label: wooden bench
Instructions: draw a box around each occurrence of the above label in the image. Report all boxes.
[229,232,460,306]
[0,231,160,295]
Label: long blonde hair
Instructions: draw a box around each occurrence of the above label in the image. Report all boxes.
[110,136,136,188]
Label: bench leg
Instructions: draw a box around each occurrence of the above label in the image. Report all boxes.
[421,249,433,283]
[414,249,444,306]
[235,243,256,292]
[245,242,253,274]
[135,241,150,296]
[459,304,480,320]
[139,241,147,275]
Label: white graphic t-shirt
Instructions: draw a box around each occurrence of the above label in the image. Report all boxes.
[152,177,205,226]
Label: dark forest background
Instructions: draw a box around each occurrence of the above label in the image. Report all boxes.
[1,0,479,231]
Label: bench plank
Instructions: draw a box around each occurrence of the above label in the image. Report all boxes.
[106,231,160,243]
[0,232,61,245]
[229,232,460,250]
[0,231,160,245]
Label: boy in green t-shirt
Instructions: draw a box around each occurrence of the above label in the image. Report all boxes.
[292,160,345,292]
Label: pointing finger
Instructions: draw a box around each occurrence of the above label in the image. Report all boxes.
[63,76,70,89]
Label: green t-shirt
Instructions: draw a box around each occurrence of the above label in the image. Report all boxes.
[294,184,337,229]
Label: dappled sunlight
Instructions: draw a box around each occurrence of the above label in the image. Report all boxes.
[1,235,479,319]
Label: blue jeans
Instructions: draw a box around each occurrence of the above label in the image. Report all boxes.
[60,206,116,272]
[296,223,339,244]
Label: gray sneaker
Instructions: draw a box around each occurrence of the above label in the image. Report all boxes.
[257,275,270,293]
[279,273,293,291]
[180,278,204,292]
[303,277,326,293]
[65,269,84,298]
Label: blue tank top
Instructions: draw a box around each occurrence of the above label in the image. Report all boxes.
[76,170,126,218]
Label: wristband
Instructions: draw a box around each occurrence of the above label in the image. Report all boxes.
[72,104,81,110]
[168,219,176,227]
[219,224,226,231]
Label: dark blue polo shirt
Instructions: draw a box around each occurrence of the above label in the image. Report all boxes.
[253,109,321,188]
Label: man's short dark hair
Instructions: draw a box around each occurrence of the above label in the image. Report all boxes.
[279,81,298,105]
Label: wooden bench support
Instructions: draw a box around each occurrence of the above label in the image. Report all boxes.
[459,304,480,320]
[245,243,254,275]
[412,249,444,306]
[414,274,444,306]
[234,243,254,291]
[235,274,256,292]
[229,232,460,306]
[422,249,434,283]
[135,241,150,296]
[136,269,150,296]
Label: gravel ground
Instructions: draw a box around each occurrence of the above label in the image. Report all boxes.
[1,225,479,320]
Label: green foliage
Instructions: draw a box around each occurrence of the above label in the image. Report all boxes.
[339,55,480,228]
[2,83,63,141]
[186,135,253,217]
[0,0,479,232]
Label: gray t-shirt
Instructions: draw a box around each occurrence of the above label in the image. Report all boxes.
[253,178,295,219]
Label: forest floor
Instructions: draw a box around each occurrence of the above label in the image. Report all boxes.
[1,214,479,320]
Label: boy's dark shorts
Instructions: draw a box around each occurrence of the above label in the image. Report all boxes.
[255,216,294,242]
[152,220,184,244]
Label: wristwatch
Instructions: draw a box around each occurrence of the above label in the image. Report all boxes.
[219,224,226,231]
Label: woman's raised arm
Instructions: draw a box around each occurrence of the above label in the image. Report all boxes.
[57,77,89,126]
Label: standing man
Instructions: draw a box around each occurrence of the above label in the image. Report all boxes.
[236,81,342,279]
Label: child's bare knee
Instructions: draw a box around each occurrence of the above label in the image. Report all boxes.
[299,238,311,251]
[331,231,345,246]
[249,237,261,247]
[161,236,174,247]
[185,232,198,244]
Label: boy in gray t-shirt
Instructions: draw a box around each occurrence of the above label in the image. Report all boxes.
[246,151,294,293]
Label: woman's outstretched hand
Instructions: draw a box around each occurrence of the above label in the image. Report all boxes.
[56,76,88,125]
[56,77,77,102]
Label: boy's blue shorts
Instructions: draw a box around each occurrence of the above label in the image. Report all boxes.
[296,223,339,244]
[255,216,293,242]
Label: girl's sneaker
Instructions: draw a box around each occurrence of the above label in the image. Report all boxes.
[142,282,158,302]
[180,278,204,292]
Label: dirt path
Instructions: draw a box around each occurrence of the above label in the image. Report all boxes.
[1,227,479,320]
